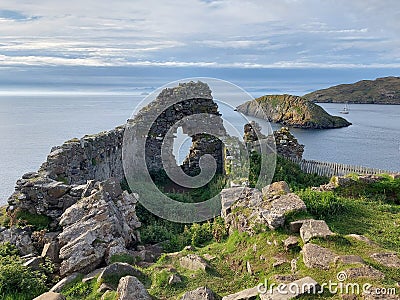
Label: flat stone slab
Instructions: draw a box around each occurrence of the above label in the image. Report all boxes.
[345,266,385,280]
[222,286,260,300]
[302,243,336,270]
[370,253,400,268]
[334,255,365,265]
[33,292,66,300]
[346,234,376,245]
[300,219,334,243]
[259,276,319,300]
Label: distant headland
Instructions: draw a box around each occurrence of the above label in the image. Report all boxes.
[303,76,400,104]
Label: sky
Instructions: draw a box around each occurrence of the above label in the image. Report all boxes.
[0,0,399,94]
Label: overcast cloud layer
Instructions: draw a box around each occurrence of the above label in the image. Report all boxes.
[0,0,399,69]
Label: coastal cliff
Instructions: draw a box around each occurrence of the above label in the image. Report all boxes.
[303,76,400,104]
[237,94,351,129]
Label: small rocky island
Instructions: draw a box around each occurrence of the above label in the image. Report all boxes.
[237,94,351,129]
[303,76,400,104]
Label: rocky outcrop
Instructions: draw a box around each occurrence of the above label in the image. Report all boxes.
[303,76,400,104]
[237,94,351,129]
[221,182,306,233]
[58,178,141,276]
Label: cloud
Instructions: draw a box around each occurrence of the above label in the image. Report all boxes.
[0,0,399,69]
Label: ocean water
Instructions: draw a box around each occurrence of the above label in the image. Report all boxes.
[1,95,399,205]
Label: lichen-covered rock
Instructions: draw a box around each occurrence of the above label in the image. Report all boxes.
[370,253,400,268]
[302,243,336,270]
[179,254,210,271]
[262,181,291,197]
[221,185,306,233]
[345,266,385,280]
[97,263,142,285]
[116,276,151,300]
[180,287,217,300]
[262,193,307,230]
[0,226,36,255]
[283,236,299,251]
[58,178,141,276]
[300,219,335,243]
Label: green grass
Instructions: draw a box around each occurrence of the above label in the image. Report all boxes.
[0,206,10,227]
[14,209,51,230]
[61,274,102,300]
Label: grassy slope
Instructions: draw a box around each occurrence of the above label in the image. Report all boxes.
[3,158,399,299]
[59,172,399,300]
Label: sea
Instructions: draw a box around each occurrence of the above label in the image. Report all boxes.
[1,93,399,205]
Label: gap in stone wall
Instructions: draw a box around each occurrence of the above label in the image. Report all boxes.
[172,126,192,166]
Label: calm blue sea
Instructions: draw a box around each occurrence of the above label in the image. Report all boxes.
[1,95,399,205]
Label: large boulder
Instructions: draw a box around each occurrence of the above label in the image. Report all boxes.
[181,287,217,300]
[300,219,334,243]
[179,254,210,271]
[116,276,151,300]
[97,263,142,285]
[58,178,141,276]
[221,185,306,233]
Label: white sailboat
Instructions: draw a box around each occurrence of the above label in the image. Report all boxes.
[340,103,349,114]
